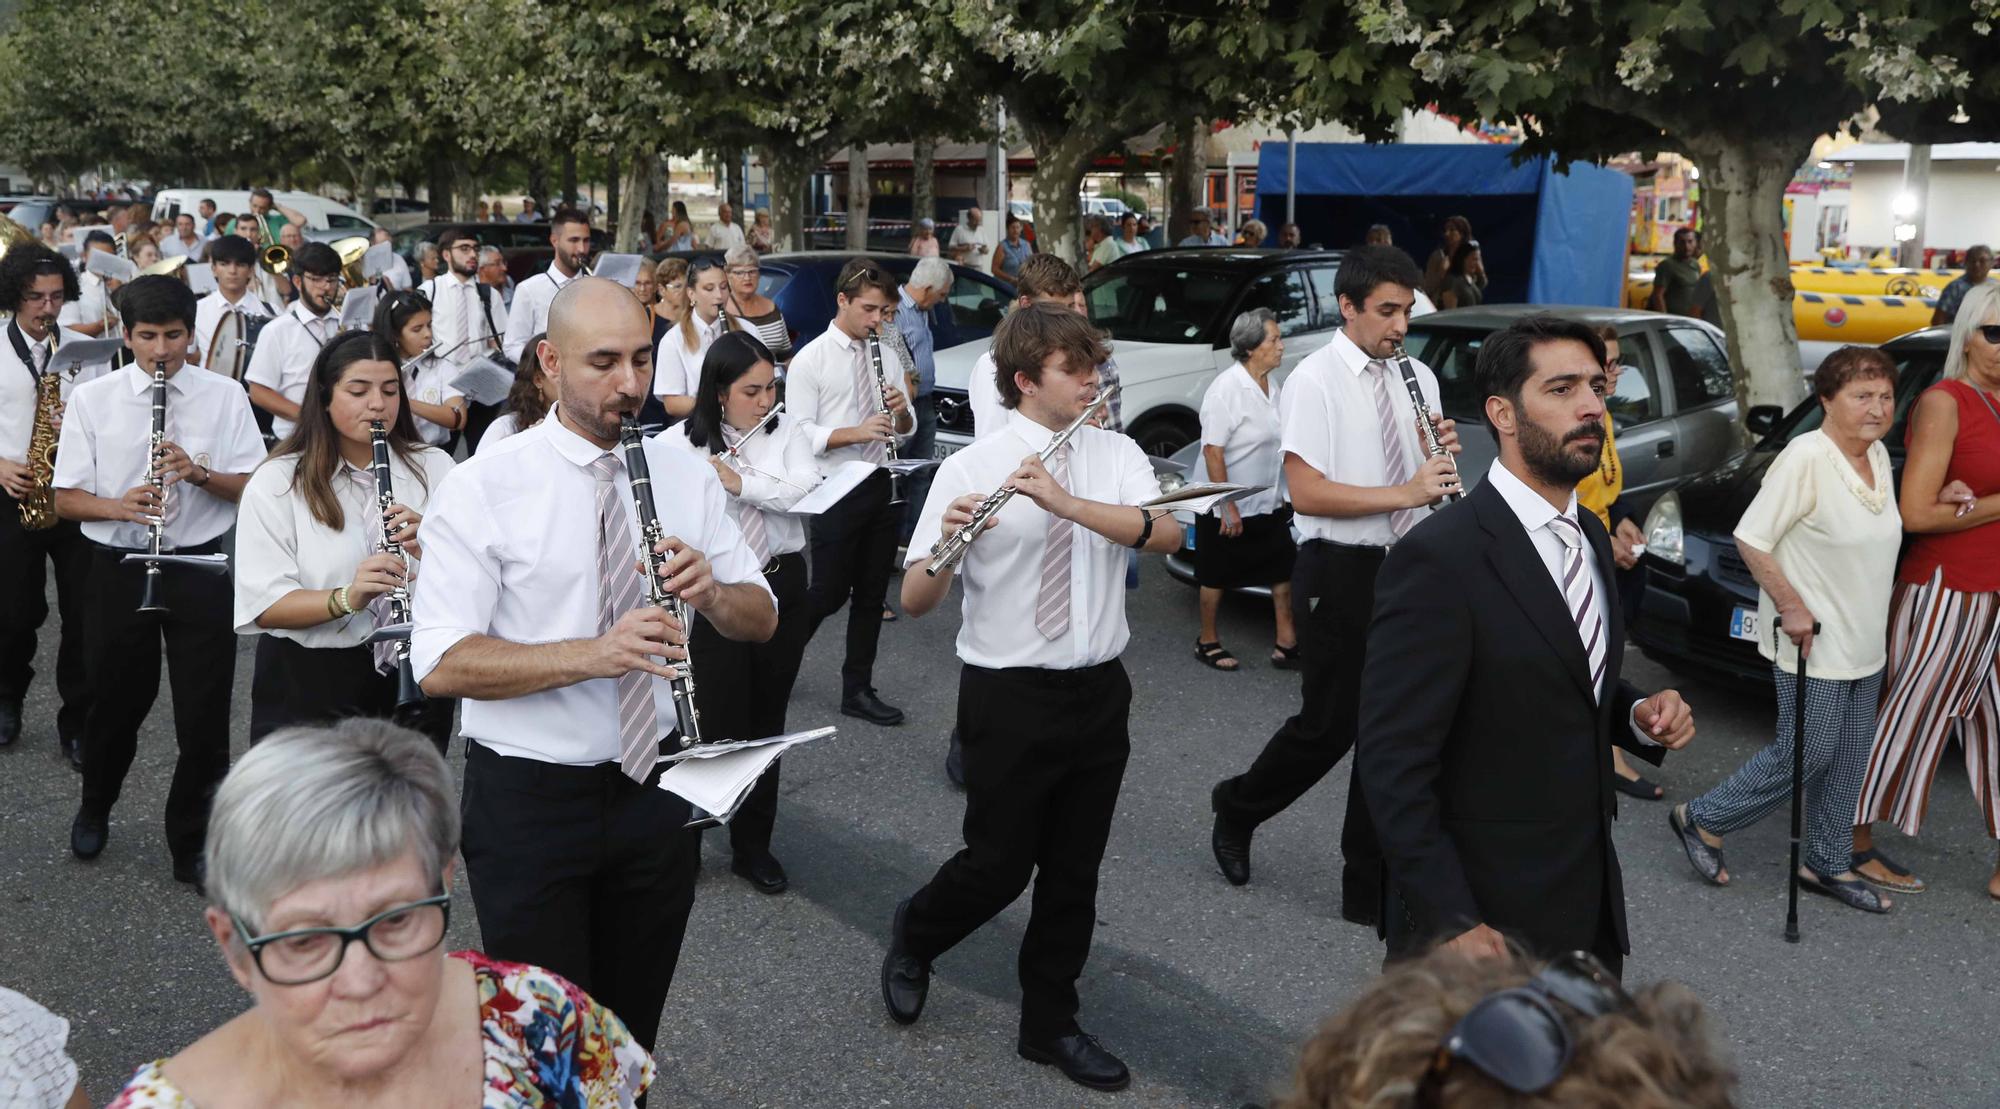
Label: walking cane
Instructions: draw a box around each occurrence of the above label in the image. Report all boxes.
[1783,620,1821,944]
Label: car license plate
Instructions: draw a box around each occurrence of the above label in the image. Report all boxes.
[1728,606,1760,643]
[933,441,962,461]
[1182,522,1197,550]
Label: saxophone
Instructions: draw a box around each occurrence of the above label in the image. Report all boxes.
[19,368,60,530]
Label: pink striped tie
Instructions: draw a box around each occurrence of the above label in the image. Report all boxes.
[721,431,770,564]
[851,342,888,466]
[1366,361,1420,537]
[1547,513,1607,701]
[1034,444,1074,640]
[589,455,662,781]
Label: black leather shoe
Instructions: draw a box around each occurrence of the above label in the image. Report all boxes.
[881,899,929,1025]
[1018,1031,1131,1091]
[173,855,207,895]
[944,728,965,790]
[0,699,21,746]
[731,851,790,895]
[1210,783,1252,887]
[70,808,108,860]
[59,727,84,771]
[842,689,905,727]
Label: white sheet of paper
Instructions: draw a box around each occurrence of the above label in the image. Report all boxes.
[450,356,516,406]
[184,262,217,295]
[591,252,643,287]
[87,251,137,283]
[57,243,79,262]
[361,240,395,279]
[70,224,111,248]
[787,460,877,515]
[656,726,834,822]
[337,284,378,332]
[1142,482,1261,515]
[886,458,938,476]
[47,339,124,375]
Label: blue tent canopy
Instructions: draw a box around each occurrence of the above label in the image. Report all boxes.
[1254,143,1635,306]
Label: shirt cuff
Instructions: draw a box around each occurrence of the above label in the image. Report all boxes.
[1627,703,1664,747]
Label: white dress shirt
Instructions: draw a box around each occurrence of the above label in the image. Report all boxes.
[1,323,100,463]
[234,447,455,646]
[401,354,467,446]
[477,411,532,453]
[905,409,1158,670]
[191,289,275,370]
[1198,362,1286,517]
[969,350,1007,441]
[500,263,578,363]
[705,221,746,252]
[1280,328,1442,547]
[245,300,338,439]
[56,272,110,330]
[52,364,267,549]
[411,413,773,766]
[950,224,989,267]
[786,324,913,465]
[660,418,822,560]
[655,313,729,399]
[161,234,207,261]
[420,271,508,365]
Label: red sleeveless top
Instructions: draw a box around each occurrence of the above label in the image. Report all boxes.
[1899,379,2000,592]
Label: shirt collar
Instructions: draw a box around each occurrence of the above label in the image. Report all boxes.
[1329,329,1380,377]
[1005,408,1060,452]
[547,262,576,286]
[1485,459,1578,534]
[439,270,476,288]
[125,363,196,395]
[826,325,862,352]
[540,406,617,468]
[292,300,332,326]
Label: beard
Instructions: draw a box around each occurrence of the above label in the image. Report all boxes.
[1519,416,1604,486]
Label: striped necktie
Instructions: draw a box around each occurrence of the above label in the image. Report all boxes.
[850,342,888,466]
[1033,443,1075,640]
[1546,513,1607,701]
[720,429,770,564]
[588,454,662,781]
[1365,360,1421,538]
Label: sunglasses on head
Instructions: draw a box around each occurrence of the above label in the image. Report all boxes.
[1414,950,1628,1105]
[1977,324,2000,346]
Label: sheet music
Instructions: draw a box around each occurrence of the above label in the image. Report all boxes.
[591,253,644,287]
[450,356,515,406]
[361,240,396,280]
[656,726,834,823]
[886,458,939,477]
[86,251,137,283]
[1141,482,1262,515]
[337,285,378,332]
[786,460,877,515]
[184,262,217,295]
[46,339,124,375]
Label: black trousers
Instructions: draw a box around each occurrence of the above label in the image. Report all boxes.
[460,741,699,1054]
[248,636,455,754]
[0,495,92,737]
[79,540,234,867]
[462,400,504,455]
[1213,540,1384,922]
[903,660,1132,1041]
[690,551,809,855]
[805,468,896,699]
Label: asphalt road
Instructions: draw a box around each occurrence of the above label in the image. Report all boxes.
[4,556,1998,1107]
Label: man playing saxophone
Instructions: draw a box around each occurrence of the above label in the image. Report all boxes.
[0,242,101,762]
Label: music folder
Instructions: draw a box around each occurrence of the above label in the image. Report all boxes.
[47,339,124,375]
[786,460,876,515]
[590,253,644,288]
[337,285,378,332]
[656,726,835,825]
[450,356,515,406]
[1141,482,1263,515]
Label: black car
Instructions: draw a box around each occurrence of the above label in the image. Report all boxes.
[1632,327,1949,684]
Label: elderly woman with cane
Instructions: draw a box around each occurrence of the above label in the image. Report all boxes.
[1666,347,1903,913]
[108,721,653,1107]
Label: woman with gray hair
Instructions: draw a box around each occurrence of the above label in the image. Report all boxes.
[722,243,790,364]
[1193,308,1299,670]
[106,721,653,1107]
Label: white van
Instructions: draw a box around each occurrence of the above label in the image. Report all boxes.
[150,188,378,241]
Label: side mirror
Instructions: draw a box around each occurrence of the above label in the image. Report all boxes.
[1745,405,1782,437]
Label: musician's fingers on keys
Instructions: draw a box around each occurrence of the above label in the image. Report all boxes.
[941,493,996,532]
[382,503,423,538]
[645,536,719,608]
[600,608,688,678]
[1428,413,1463,453]
[350,553,410,602]
[1416,454,1461,500]
[861,412,897,441]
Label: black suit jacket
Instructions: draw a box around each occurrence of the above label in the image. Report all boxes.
[1357,477,1665,959]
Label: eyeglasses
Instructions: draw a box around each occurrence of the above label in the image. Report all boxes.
[1976,324,2000,346]
[1416,950,1628,1103]
[231,892,451,986]
[726,266,759,277]
[662,281,685,291]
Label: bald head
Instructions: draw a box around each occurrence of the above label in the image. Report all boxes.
[548,276,649,351]
[542,277,656,447]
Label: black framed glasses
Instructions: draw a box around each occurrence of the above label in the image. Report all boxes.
[231,892,451,986]
[1415,951,1629,1104]
[1975,324,2000,346]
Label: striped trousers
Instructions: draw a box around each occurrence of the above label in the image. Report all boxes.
[1688,669,1881,877]
[1856,570,2000,838]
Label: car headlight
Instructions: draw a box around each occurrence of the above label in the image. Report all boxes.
[1643,492,1684,566]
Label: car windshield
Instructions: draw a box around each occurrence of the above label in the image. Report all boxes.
[1085,267,1240,344]
[1766,347,1945,452]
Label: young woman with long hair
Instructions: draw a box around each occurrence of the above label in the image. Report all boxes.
[479,331,555,452]
[654,255,738,421]
[371,289,467,447]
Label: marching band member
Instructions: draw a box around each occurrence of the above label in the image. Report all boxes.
[231,213,288,307]
[57,231,120,339]
[190,235,274,377]
[413,277,775,1059]
[246,242,345,443]
[968,256,1106,439]
[787,258,913,725]
[1207,245,1459,925]
[51,276,266,888]
[499,208,592,364]
[654,256,737,421]
[885,303,1179,1091]
[478,332,552,452]
[661,331,823,894]
[373,290,468,447]
[419,228,509,450]
[0,244,96,764]
[234,330,455,751]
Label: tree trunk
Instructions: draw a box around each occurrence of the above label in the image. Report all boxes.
[845,144,871,251]
[912,135,937,230]
[615,148,654,253]
[561,148,579,211]
[762,144,814,252]
[1167,116,1207,244]
[606,156,621,230]
[1015,114,1106,265]
[526,163,549,213]
[1684,131,1814,419]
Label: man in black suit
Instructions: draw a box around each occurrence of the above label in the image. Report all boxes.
[1356,315,1696,977]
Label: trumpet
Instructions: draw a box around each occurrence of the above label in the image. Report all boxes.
[618,416,702,747]
[365,420,422,707]
[1391,344,1461,504]
[926,384,1118,578]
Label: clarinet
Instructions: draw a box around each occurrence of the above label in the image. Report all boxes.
[1392,344,1462,504]
[865,326,904,505]
[618,417,703,747]
[368,421,423,707]
[135,361,169,613]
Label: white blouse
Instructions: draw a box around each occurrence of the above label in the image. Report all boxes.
[655,313,730,399]
[403,353,467,446]
[659,417,822,560]
[1197,362,1286,517]
[234,446,456,647]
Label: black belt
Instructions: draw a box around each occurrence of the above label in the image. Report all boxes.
[761,550,805,576]
[965,658,1122,689]
[1302,537,1389,558]
[91,536,226,558]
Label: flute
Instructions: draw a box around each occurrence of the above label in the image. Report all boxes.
[723,401,784,463]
